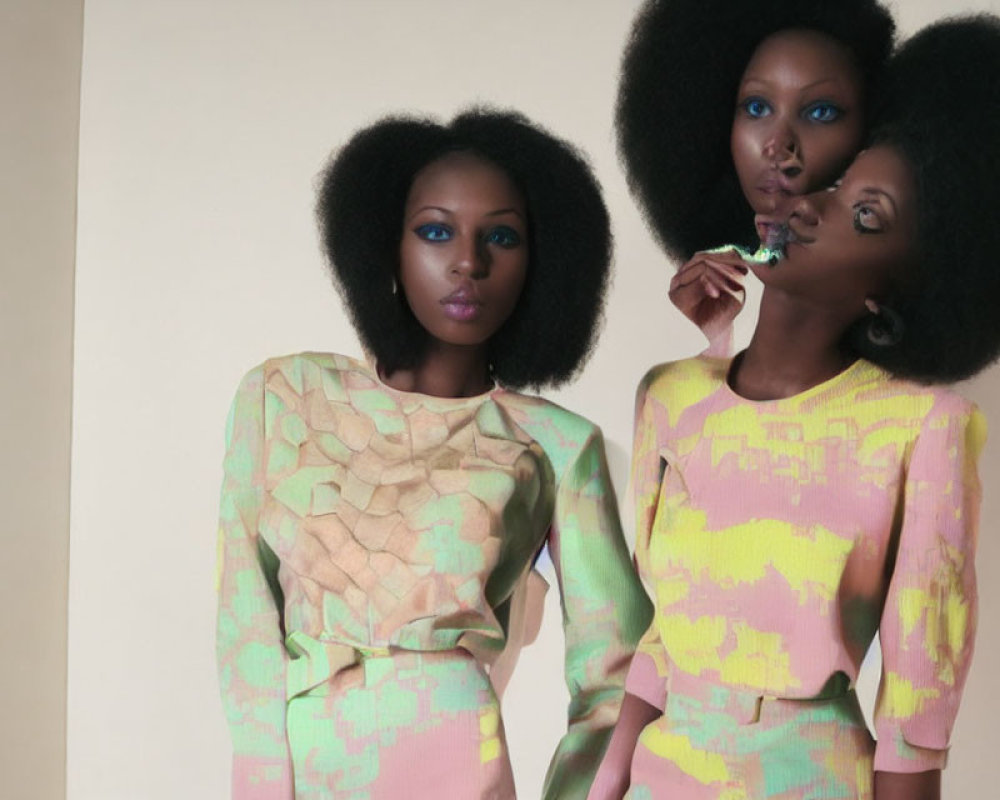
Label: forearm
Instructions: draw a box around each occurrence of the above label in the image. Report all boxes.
[702,323,735,358]
[874,769,940,800]
[587,692,661,800]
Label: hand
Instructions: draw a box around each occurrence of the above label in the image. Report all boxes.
[669,249,748,355]
[587,693,661,800]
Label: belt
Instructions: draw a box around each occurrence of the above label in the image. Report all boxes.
[284,630,501,701]
[666,669,853,726]
[285,633,392,701]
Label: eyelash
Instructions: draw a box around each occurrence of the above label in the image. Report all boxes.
[738,97,845,124]
[413,223,522,248]
[852,205,881,234]
[803,102,843,123]
[415,223,455,243]
[484,226,521,248]
[739,97,770,118]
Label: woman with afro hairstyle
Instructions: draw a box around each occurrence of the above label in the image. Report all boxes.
[617,0,895,355]
[591,14,1000,800]
[215,108,652,800]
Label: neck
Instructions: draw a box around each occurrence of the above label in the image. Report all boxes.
[733,289,859,401]
[380,342,492,398]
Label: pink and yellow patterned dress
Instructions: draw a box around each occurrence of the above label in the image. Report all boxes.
[624,356,983,799]
[216,352,651,799]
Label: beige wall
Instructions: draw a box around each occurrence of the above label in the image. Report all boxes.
[0,1,82,799]
[61,1,1000,798]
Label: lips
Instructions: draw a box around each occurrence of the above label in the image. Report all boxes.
[440,285,483,322]
[755,174,797,195]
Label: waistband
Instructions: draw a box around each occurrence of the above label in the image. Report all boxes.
[666,670,854,726]
[284,632,491,701]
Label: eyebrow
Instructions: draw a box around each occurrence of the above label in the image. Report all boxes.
[406,205,525,222]
[739,76,849,93]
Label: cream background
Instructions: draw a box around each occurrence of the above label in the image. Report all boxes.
[3,0,994,798]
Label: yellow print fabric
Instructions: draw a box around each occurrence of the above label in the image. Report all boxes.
[624,356,983,798]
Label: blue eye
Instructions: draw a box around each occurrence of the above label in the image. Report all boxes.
[804,102,843,123]
[414,223,452,242]
[484,226,521,248]
[740,97,771,118]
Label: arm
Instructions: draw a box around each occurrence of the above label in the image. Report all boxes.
[541,428,654,800]
[216,368,294,799]
[589,377,671,798]
[587,692,662,800]
[873,397,986,793]
[668,249,747,358]
[875,770,940,800]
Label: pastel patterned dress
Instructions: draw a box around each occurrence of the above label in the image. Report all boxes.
[216,353,652,799]
[624,356,983,799]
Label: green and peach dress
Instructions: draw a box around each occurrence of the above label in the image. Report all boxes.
[216,352,651,799]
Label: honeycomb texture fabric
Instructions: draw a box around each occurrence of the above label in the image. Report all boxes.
[216,352,652,799]
[624,356,983,798]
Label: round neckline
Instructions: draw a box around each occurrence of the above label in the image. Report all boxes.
[368,359,499,404]
[720,351,868,406]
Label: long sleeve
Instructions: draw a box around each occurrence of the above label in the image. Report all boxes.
[623,374,670,710]
[874,396,986,773]
[541,428,653,800]
[216,368,294,799]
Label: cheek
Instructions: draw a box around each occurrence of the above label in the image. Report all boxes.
[504,253,530,303]
[730,121,759,183]
[398,243,444,317]
[800,125,864,190]
[399,240,442,286]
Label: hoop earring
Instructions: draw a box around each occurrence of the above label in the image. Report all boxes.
[392,276,399,296]
[864,298,904,347]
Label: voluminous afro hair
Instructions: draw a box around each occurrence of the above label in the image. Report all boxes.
[846,14,1000,383]
[617,0,895,261]
[316,109,612,390]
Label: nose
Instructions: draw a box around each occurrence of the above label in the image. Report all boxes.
[789,192,821,228]
[762,120,801,170]
[451,234,490,278]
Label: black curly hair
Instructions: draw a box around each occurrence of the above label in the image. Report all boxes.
[316,108,612,390]
[617,0,895,261]
[844,14,1000,383]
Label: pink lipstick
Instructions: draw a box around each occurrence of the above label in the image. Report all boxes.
[441,286,483,322]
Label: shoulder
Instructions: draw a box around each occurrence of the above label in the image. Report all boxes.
[852,363,986,456]
[637,355,728,410]
[852,362,980,422]
[245,352,373,396]
[494,389,601,446]
[493,390,607,481]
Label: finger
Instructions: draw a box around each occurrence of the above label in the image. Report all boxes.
[696,270,746,301]
[670,263,711,291]
[703,261,750,285]
[700,275,720,299]
[691,248,750,271]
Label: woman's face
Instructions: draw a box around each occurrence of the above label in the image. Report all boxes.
[757,144,916,309]
[399,151,529,351]
[731,29,866,220]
